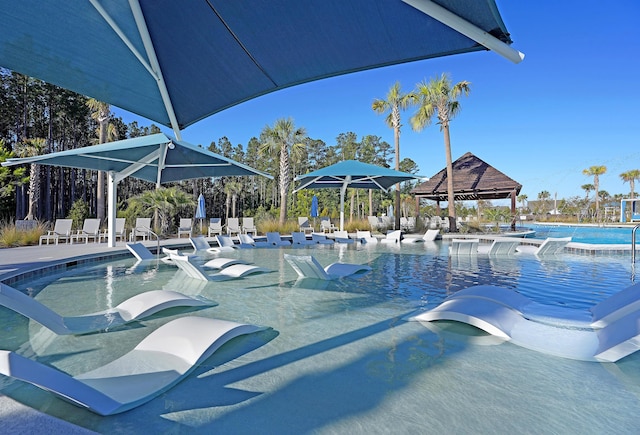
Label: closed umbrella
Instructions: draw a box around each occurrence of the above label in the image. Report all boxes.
[196,194,206,232]
[311,195,319,227]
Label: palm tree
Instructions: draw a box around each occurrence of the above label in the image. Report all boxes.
[581,183,594,200]
[517,194,528,213]
[86,99,117,223]
[537,190,550,214]
[410,73,471,232]
[14,138,46,220]
[128,187,194,235]
[372,82,413,231]
[582,165,607,221]
[620,169,640,199]
[224,180,243,220]
[260,118,307,225]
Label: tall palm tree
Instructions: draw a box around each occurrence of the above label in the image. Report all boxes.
[517,194,528,213]
[410,73,470,232]
[372,82,413,231]
[260,118,307,225]
[620,169,640,199]
[582,165,607,221]
[86,99,117,222]
[14,138,46,220]
[128,187,194,235]
[581,183,594,200]
[224,180,243,220]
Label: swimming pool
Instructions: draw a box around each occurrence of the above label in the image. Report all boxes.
[1,243,639,433]
[523,223,637,244]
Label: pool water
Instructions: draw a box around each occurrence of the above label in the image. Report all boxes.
[524,223,636,244]
[1,243,639,433]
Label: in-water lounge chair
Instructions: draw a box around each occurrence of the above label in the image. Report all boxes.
[292,231,316,246]
[0,316,266,415]
[189,235,223,253]
[380,230,402,244]
[284,254,371,280]
[356,230,378,244]
[333,230,354,244]
[402,229,440,243]
[410,283,640,362]
[311,233,334,245]
[516,237,571,256]
[238,233,270,248]
[171,254,270,281]
[449,238,479,255]
[266,232,291,246]
[0,282,215,336]
[202,257,250,269]
[477,238,521,255]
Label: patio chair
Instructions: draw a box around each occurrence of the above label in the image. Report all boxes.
[311,233,334,245]
[0,282,214,336]
[177,218,192,238]
[333,230,354,244]
[516,237,572,256]
[283,254,371,280]
[477,238,521,255]
[449,238,479,255]
[266,232,291,246]
[238,233,270,248]
[292,231,316,246]
[0,316,265,415]
[402,229,440,243]
[129,217,152,242]
[170,253,270,281]
[39,219,73,245]
[380,230,402,244]
[226,217,241,236]
[367,216,381,230]
[356,230,378,244]
[298,217,314,234]
[71,218,101,244]
[208,217,223,237]
[241,217,257,235]
[100,218,127,243]
[319,217,336,233]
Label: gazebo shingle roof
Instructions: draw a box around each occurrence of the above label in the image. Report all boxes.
[412,152,522,202]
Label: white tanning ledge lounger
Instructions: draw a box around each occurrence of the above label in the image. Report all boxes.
[410,283,640,362]
[171,253,270,281]
[0,283,215,335]
[0,316,267,415]
[284,254,371,280]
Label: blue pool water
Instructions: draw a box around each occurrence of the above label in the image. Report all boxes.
[523,223,636,244]
[1,243,639,433]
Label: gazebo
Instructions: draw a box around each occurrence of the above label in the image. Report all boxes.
[411,152,522,230]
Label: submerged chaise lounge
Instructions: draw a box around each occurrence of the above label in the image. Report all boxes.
[0,282,215,335]
[284,254,371,280]
[171,253,270,281]
[0,316,266,415]
[516,237,572,256]
[411,283,640,362]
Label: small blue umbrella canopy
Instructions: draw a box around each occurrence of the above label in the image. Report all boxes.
[311,195,319,218]
[196,193,206,231]
[294,160,423,231]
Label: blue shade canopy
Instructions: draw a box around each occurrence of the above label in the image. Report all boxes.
[0,0,521,134]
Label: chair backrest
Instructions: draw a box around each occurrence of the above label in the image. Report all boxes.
[179,218,192,229]
[536,237,571,256]
[189,235,211,251]
[115,218,126,234]
[284,254,330,280]
[242,217,255,229]
[82,218,101,234]
[126,243,155,261]
[227,218,240,231]
[53,219,73,235]
[450,238,479,255]
[216,235,236,248]
[384,230,402,242]
[238,234,254,245]
[367,216,380,229]
[135,217,151,230]
[423,229,440,241]
[291,232,309,244]
[170,254,209,280]
[266,232,286,245]
[488,238,520,255]
[298,217,311,228]
[356,230,372,239]
[320,217,334,231]
[209,218,222,230]
[334,230,350,239]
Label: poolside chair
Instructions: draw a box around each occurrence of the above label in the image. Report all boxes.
[477,238,521,255]
[171,253,270,281]
[226,217,241,236]
[189,235,220,254]
[129,217,152,242]
[266,232,291,246]
[356,230,378,244]
[71,218,101,244]
[380,230,402,244]
[177,218,193,238]
[449,238,479,255]
[311,233,334,245]
[516,237,572,256]
[0,316,266,415]
[208,217,223,237]
[241,217,257,235]
[402,229,439,243]
[298,217,314,234]
[292,231,316,246]
[39,219,73,245]
[409,282,640,362]
[319,217,336,233]
[333,230,354,244]
[100,217,127,243]
[238,233,270,248]
[284,254,371,280]
[367,215,382,230]
[0,282,215,336]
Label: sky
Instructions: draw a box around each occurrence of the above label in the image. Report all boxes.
[114,1,640,205]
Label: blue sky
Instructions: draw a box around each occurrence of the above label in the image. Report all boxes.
[115,1,640,204]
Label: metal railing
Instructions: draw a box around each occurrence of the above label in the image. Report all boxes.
[633,224,640,264]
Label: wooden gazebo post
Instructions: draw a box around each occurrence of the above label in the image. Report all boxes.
[510,189,517,231]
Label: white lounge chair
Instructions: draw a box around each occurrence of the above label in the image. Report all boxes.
[207,217,223,237]
[367,216,382,230]
[410,283,640,362]
[284,254,371,280]
[226,217,241,236]
[241,217,257,235]
[100,217,127,243]
[238,233,270,248]
[516,237,571,256]
[266,232,291,246]
[202,257,250,269]
[171,253,270,281]
[449,238,479,255]
[311,233,334,245]
[39,219,73,245]
[177,218,192,238]
[189,235,216,253]
[333,230,354,244]
[380,230,402,244]
[477,238,521,255]
[0,316,266,415]
[402,229,439,243]
[319,217,336,233]
[292,231,316,246]
[126,242,157,262]
[71,218,101,244]
[215,234,239,251]
[298,217,314,234]
[0,282,215,336]
[129,217,152,242]
[356,230,378,244]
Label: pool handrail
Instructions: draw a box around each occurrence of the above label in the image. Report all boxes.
[633,224,640,264]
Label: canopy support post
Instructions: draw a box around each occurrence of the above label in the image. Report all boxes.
[107,171,117,247]
[340,176,351,231]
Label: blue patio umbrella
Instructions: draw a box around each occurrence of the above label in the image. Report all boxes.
[311,195,319,218]
[196,194,206,231]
